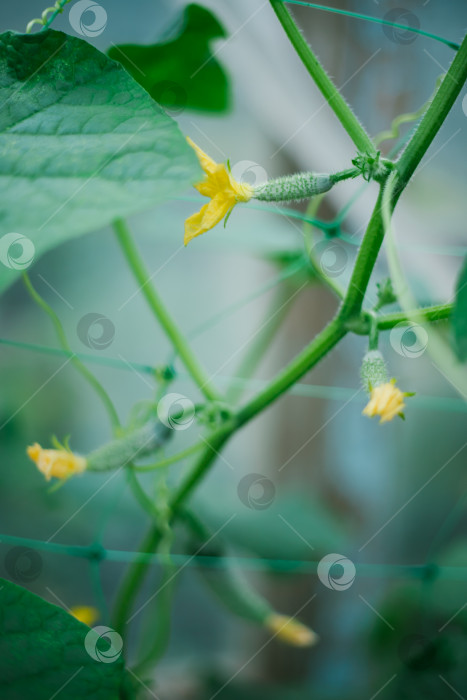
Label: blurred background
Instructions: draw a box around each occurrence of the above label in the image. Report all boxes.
[1,0,467,698]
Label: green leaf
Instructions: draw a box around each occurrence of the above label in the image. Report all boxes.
[108,4,230,113]
[452,256,467,361]
[0,29,201,295]
[0,578,127,699]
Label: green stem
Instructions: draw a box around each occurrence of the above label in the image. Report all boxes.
[113,218,220,402]
[236,317,345,427]
[368,312,379,351]
[125,467,159,519]
[132,440,204,472]
[338,186,385,320]
[227,283,297,404]
[397,33,467,185]
[42,0,73,30]
[340,35,466,322]
[269,0,376,155]
[132,558,178,676]
[23,273,120,431]
[170,427,234,510]
[330,167,359,184]
[377,304,452,331]
[111,522,163,636]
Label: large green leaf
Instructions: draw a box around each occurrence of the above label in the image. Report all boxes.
[0,578,128,699]
[452,255,467,361]
[0,29,200,294]
[108,4,230,113]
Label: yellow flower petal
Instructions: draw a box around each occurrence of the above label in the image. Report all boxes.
[362,382,406,424]
[27,442,87,481]
[187,136,218,176]
[70,606,99,627]
[184,194,233,246]
[184,138,254,244]
[266,613,318,647]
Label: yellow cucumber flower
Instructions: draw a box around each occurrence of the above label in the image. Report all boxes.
[27,441,87,481]
[265,613,318,647]
[362,380,408,424]
[70,606,99,627]
[184,137,254,245]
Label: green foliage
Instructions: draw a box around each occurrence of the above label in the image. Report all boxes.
[368,578,467,700]
[108,4,230,113]
[0,578,127,700]
[0,29,200,295]
[451,255,467,361]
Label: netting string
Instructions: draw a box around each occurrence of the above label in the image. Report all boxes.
[0,533,465,580]
[2,338,465,413]
[282,1,460,50]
